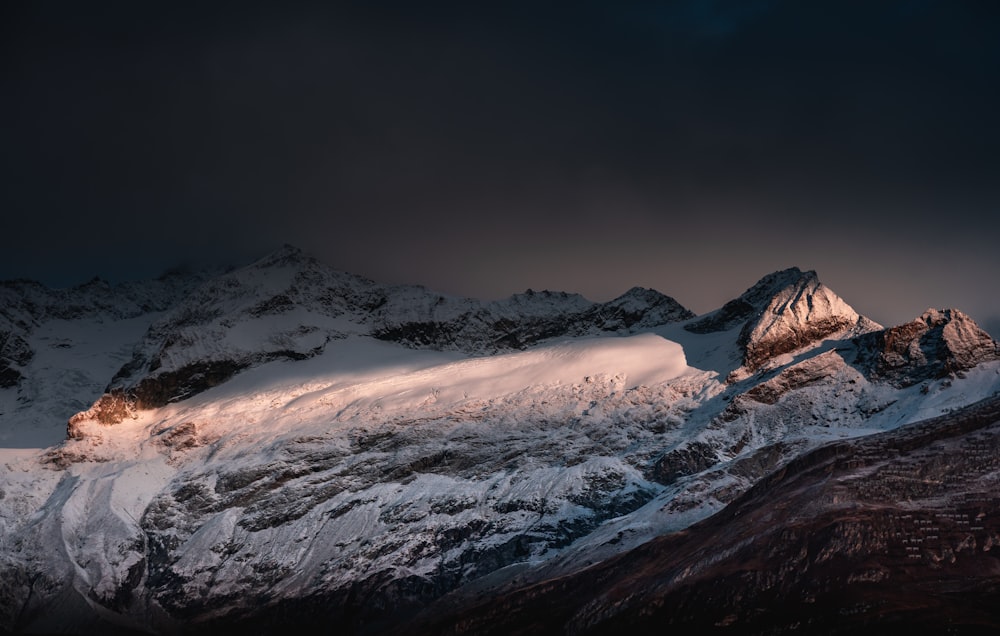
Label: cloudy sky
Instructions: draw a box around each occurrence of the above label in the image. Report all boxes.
[2,1,998,332]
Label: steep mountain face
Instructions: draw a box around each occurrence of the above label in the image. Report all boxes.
[0,273,207,390]
[685,267,880,379]
[0,271,214,449]
[70,246,693,430]
[1,249,999,635]
[415,394,1000,635]
[854,308,1000,387]
[373,285,694,351]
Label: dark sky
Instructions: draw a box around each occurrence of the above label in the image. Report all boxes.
[2,0,999,332]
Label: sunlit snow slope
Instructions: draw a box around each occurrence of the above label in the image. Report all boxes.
[1,248,998,635]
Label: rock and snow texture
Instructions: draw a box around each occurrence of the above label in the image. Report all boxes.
[0,271,211,449]
[2,248,1000,634]
[854,307,1000,386]
[71,246,694,429]
[17,334,716,632]
[412,395,1000,636]
[685,267,881,378]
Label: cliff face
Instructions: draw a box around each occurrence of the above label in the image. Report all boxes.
[853,308,1000,387]
[69,247,694,428]
[3,252,1000,635]
[737,270,878,372]
[686,268,880,376]
[409,396,1000,636]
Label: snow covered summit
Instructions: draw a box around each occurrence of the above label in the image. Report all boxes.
[684,267,880,378]
[1,248,999,635]
[68,246,695,429]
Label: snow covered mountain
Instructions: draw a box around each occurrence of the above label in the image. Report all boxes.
[0,269,213,449]
[1,247,998,634]
[412,394,1000,635]
[68,246,693,431]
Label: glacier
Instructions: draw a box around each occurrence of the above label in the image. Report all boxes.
[1,247,998,634]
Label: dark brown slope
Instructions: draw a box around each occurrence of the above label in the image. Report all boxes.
[410,395,1000,636]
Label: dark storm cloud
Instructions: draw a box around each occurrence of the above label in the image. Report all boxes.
[2,1,998,329]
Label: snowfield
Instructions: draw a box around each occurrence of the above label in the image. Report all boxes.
[1,249,998,633]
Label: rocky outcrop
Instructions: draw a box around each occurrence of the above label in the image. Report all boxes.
[853,308,1000,387]
[650,440,719,486]
[0,329,33,388]
[72,246,695,428]
[67,360,248,437]
[578,287,694,332]
[686,267,880,374]
[374,286,693,352]
[9,251,1000,635]
[408,396,1000,636]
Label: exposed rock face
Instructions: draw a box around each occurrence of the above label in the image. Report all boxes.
[374,287,693,351]
[650,440,719,486]
[67,360,248,438]
[740,349,848,406]
[0,329,33,388]
[6,252,1000,636]
[685,268,810,335]
[685,268,879,375]
[854,308,1000,387]
[409,396,1000,636]
[73,247,694,427]
[650,351,859,495]
[737,270,877,371]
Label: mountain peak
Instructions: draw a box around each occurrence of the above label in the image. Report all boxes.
[9,252,1000,635]
[597,287,694,329]
[854,307,1000,386]
[684,267,813,335]
[686,267,879,374]
[739,267,815,305]
[247,243,312,269]
[615,286,672,302]
[738,270,878,372]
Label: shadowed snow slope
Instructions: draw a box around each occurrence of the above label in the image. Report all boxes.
[69,246,694,428]
[2,249,1000,635]
[684,267,880,378]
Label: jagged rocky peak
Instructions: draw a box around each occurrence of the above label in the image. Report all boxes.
[0,268,212,393]
[738,268,881,371]
[687,267,880,373]
[66,247,698,433]
[684,267,810,335]
[373,285,693,353]
[595,286,695,330]
[854,307,1000,387]
[68,246,386,432]
[373,282,694,352]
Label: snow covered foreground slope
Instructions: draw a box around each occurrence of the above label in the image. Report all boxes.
[1,247,999,634]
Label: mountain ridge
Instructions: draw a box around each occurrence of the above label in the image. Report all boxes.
[405,394,1000,635]
[1,246,998,634]
[64,246,696,429]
